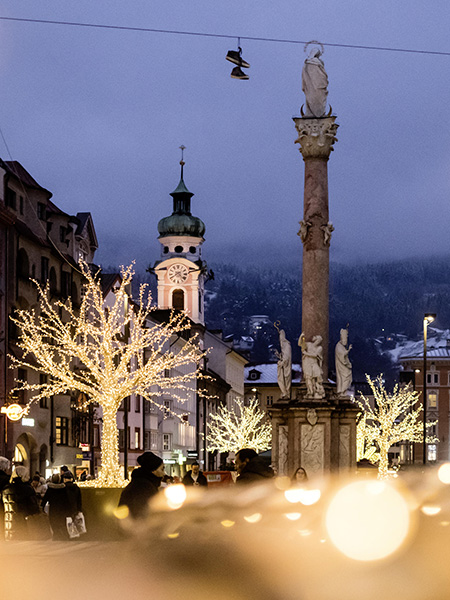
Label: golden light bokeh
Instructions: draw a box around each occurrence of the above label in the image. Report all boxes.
[285,487,321,505]
[243,513,262,523]
[164,484,187,510]
[325,480,410,561]
[438,463,450,484]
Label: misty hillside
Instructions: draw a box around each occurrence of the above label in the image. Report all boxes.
[125,256,450,382]
[202,256,450,381]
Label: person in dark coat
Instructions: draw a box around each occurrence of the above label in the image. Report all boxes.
[42,473,72,540]
[62,471,82,515]
[118,452,165,519]
[182,461,208,487]
[0,457,11,538]
[2,466,40,540]
[235,449,274,485]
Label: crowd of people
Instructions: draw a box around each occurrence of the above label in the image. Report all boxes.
[0,451,309,539]
[0,457,85,541]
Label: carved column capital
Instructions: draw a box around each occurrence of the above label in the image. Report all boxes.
[293,116,338,159]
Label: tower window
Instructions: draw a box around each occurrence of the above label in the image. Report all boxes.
[174,245,183,253]
[163,246,169,254]
[189,246,196,254]
[172,289,185,310]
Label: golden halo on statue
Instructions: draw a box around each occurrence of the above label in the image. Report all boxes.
[304,40,325,55]
[274,320,281,333]
[0,403,26,421]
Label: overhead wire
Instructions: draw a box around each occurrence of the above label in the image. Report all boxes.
[0,15,449,57]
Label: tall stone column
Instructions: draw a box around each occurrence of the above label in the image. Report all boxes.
[293,116,338,380]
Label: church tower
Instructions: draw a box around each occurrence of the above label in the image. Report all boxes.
[153,153,207,325]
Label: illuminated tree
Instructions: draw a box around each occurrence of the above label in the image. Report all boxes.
[356,413,380,464]
[9,261,206,487]
[355,375,435,478]
[207,396,272,454]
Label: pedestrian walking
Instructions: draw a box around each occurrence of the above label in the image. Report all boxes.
[235,449,274,485]
[0,457,11,538]
[2,466,40,540]
[42,473,73,540]
[118,452,165,519]
[182,461,208,487]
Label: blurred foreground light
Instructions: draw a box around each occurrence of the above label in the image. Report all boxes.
[285,512,301,521]
[243,513,262,524]
[325,480,410,561]
[167,532,180,539]
[421,505,441,516]
[275,476,291,491]
[285,488,321,505]
[221,520,235,528]
[164,484,187,510]
[113,505,129,520]
[438,463,450,484]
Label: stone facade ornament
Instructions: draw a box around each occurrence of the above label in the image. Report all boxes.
[306,408,318,426]
[294,117,339,159]
[297,219,312,243]
[321,222,334,246]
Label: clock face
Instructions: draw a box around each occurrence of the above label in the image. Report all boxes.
[168,263,189,284]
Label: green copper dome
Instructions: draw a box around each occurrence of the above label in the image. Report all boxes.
[157,172,205,238]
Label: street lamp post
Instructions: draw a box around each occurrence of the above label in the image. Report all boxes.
[423,313,436,465]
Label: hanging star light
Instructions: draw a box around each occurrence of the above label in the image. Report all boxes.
[207,396,272,454]
[9,261,208,487]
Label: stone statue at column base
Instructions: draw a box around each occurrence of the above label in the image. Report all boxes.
[299,332,325,399]
[335,326,352,396]
[276,328,292,400]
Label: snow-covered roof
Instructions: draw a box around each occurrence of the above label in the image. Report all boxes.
[387,328,450,363]
[245,363,302,384]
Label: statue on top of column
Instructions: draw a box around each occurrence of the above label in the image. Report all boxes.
[301,42,329,118]
[275,324,292,400]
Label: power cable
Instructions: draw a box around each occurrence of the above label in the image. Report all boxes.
[0,15,449,57]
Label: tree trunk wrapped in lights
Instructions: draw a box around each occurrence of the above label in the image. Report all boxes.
[9,261,207,487]
[355,375,436,479]
[207,397,272,454]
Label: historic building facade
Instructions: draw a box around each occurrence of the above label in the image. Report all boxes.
[0,159,98,477]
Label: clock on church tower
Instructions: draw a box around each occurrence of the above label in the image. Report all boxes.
[152,156,208,325]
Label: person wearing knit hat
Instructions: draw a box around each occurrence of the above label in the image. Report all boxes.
[118,452,165,520]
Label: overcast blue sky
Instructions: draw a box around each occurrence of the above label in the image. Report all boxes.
[1,1,449,272]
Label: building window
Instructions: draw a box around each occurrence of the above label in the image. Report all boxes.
[41,257,49,283]
[134,428,140,449]
[427,444,437,462]
[19,196,24,215]
[39,374,48,408]
[144,430,159,451]
[163,400,172,415]
[5,188,16,209]
[61,271,71,298]
[16,368,27,403]
[428,390,438,409]
[119,429,130,450]
[55,417,69,446]
[163,433,172,451]
[37,202,47,220]
[135,396,141,413]
[49,267,57,295]
[427,373,439,385]
[17,248,29,279]
[266,395,274,406]
[172,289,185,310]
[59,226,67,243]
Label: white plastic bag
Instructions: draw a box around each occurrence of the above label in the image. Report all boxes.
[66,516,80,539]
[74,511,87,535]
